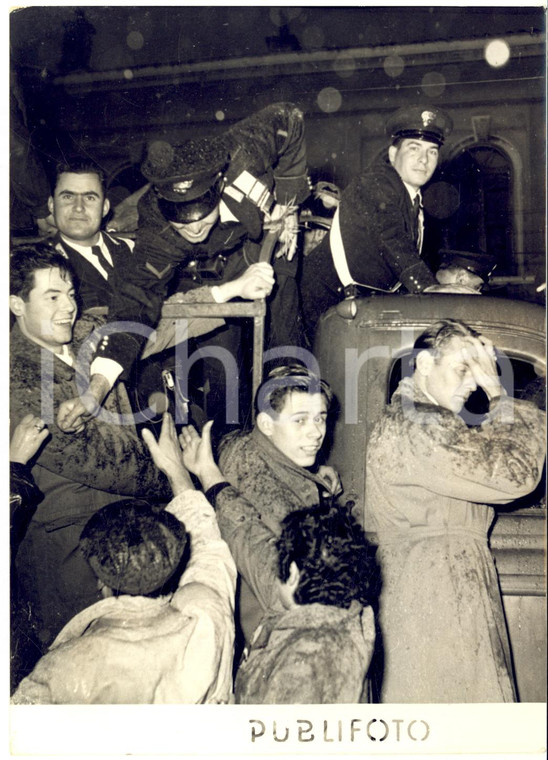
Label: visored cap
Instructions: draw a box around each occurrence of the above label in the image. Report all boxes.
[157,180,224,224]
[142,137,229,202]
[438,249,498,282]
[386,105,453,147]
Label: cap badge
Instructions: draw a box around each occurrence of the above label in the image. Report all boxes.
[172,180,194,194]
[421,110,436,127]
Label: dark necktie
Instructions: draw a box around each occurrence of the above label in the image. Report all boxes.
[91,245,114,278]
[412,195,422,251]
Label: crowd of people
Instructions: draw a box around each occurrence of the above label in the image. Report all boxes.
[9,101,546,704]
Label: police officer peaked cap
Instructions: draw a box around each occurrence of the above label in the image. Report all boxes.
[142,136,229,202]
[438,249,498,283]
[80,499,188,595]
[386,105,453,147]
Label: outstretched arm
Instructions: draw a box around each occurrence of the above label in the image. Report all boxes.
[179,422,282,613]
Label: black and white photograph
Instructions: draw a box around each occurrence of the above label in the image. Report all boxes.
[6,3,546,759]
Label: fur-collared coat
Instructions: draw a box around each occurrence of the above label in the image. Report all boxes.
[365,377,545,703]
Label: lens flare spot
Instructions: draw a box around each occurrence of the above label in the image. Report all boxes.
[317,87,342,113]
[484,39,511,68]
[215,110,226,121]
[126,31,144,51]
[302,25,325,49]
[384,55,405,78]
[421,71,446,97]
[423,182,460,220]
[333,54,356,79]
[123,69,134,80]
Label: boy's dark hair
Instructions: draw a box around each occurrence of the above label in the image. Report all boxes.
[256,363,333,416]
[10,243,75,301]
[80,499,188,596]
[54,159,107,194]
[276,504,379,609]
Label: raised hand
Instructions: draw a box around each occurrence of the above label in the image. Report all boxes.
[462,335,504,401]
[142,412,193,495]
[179,421,225,491]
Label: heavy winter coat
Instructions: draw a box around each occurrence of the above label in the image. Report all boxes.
[218,427,339,642]
[365,377,545,703]
[10,319,170,645]
[235,602,375,704]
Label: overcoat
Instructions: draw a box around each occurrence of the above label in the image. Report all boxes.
[217,427,340,642]
[235,602,375,704]
[365,377,545,702]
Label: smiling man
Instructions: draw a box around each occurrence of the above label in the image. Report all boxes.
[365,318,546,703]
[9,244,170,670]
[55,104,311,433]
[49,160,136,316]
[300,105,453,342]
[216,364,342,646]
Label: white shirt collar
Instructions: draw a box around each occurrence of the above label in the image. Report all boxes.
[60,232,113,278]
[402,182,422,204]
[55,343,74,367]
[60,231,104,254]
[219,199,239,224]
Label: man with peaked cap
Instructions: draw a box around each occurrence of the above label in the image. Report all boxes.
[435,249,498,294]
[299,180,341,257]
[299,105,453,343]
[56,103,310,433]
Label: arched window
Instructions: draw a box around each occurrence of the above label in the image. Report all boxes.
[430,144,515,274]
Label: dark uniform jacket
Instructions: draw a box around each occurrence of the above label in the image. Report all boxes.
[10,462,43,557]
[97,103,310,374]
[300,160,437,337]
[53,232,135,313]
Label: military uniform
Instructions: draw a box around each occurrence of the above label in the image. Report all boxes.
[97,103,310,377]
[52,231,135,313]
[300,105,452,342]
